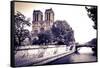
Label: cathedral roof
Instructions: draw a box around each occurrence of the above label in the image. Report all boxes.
[45,8,54,13]
[33,10,43,14]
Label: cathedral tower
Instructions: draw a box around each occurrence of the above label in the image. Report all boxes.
[32,10,43,33]
[45,8,54,29]
[32,8,54,34]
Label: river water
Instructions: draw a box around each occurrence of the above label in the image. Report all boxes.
[45,47,97,65]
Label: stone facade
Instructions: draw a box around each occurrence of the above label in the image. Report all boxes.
[32,8,54,33]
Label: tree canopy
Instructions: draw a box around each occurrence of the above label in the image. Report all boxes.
[85,6,97,29]
[51,20,75,45]
[14,11,31,46]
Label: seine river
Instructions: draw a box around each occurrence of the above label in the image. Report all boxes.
[45,47,97,65]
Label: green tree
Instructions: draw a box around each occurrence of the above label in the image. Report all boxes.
[85,6,97,56]
[51,20,75,45]
[14,11,31,46]
[85,6,97,29]
[38,30,53,45]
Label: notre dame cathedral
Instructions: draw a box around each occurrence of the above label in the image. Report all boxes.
[32,8,54,34]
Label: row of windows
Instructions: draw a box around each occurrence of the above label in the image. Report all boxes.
[33,13,54,21]
[46,13,51,21]
[34,14,43,21]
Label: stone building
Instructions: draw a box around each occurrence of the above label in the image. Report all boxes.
[45,8,54,30]
[32,8,54,34]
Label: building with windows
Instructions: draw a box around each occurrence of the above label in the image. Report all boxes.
[32,8,54,33]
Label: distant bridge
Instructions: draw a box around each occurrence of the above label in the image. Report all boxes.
[75,43,97,53]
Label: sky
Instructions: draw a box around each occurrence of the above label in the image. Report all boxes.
[15,2,96,44]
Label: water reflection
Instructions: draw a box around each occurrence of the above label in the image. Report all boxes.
[70,53,96,63]
[78,47,93,53]
[71,47,97,62]
[45,47,97,65]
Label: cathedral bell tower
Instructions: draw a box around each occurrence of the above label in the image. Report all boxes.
[32,10,43,33]
[32,8,54,34]
[45,8,54,29]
